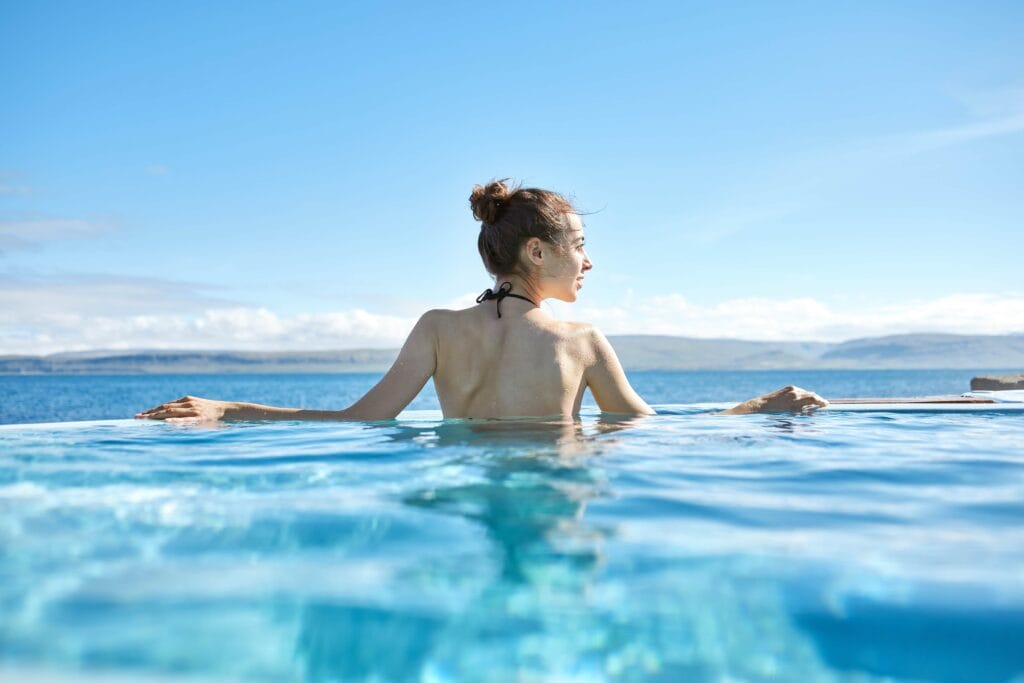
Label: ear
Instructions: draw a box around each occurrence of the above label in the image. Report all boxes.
[523,237,545,266]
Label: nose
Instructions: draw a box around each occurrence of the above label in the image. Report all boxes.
[583,251,593,271]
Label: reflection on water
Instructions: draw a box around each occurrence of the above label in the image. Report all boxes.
[296,418,619,681]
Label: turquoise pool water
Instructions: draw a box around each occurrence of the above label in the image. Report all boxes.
[2,407,1023,682]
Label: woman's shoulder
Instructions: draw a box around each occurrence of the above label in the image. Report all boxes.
[414,307,479,333]
[556,318,599,336]
[551,320,620,363]
[543,318,607,350]
[411,308,459,335]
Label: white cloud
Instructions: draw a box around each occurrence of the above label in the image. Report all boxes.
[549,292,1024,342]
[0,308,415,355]
[2,274,1021,354]
[0,274,416,354]
[0,217,116,251]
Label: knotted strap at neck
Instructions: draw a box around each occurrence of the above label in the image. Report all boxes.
[476,281,537,318]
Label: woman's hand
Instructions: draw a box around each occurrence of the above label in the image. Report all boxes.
[723,385,829,415]
[135,395,236,423]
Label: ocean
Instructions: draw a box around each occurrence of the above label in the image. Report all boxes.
[0,368,1012,425]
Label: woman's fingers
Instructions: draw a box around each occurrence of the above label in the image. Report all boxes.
[136,396,225,422]
[136,406,171,418]
[137,406,200,420]
[136,396,202,419]
[796,392,828,410]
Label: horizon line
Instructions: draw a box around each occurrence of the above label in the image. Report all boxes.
[4,329,1023,359]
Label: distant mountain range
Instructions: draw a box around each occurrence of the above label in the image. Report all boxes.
[609,333,1024,370]
[1,333,1022,374]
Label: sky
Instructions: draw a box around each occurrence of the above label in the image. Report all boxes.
[2,1,1022,354]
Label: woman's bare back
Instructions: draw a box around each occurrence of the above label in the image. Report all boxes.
[431,305,595,418]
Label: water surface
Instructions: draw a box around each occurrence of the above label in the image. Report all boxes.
[2,406,1022,681]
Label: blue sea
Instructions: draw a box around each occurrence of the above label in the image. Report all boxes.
[0,368,1014,425]
[2,370,1023,682]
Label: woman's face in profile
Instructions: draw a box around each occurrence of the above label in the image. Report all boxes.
[543,213,593,303]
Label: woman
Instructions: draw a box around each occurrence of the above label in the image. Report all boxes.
[136,180,826,422]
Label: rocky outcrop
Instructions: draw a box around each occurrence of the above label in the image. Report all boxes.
[971,374,1024,390]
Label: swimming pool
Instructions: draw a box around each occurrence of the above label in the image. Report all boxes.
[2,407,1023,682]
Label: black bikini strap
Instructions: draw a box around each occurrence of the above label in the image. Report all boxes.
[475,281,537,318]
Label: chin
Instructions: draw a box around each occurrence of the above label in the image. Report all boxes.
[546,281,581,304]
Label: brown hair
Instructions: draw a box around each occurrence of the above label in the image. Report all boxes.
[469,179,577,277]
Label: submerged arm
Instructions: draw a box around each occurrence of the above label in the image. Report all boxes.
[136,312,439,423]
[584,327,656,416]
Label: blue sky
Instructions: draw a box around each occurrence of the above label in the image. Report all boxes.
[2,1,1022,353]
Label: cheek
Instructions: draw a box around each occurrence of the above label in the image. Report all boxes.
[548,247,584,278]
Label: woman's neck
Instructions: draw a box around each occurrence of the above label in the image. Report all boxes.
[494,275,542,305]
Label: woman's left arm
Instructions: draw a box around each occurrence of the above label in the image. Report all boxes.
[136,312,439,423]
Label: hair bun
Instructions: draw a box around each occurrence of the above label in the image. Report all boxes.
[470,179,512,225]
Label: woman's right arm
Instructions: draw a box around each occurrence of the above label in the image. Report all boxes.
[721,385,828,414]
[136,311,439,423]
[578,328,827,417]
[583,327,656,416]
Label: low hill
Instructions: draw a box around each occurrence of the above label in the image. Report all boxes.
[818,333,1024,368]
[606,336,831,370]
[0,349,398,374]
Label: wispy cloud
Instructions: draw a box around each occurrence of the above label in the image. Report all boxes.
[145,164,170,176]
[0,217,117,251]
[0,184,32,196]
[907,112,1024,151]
[671,82,1024,244]
[679,201,806,245]
[853,83,1024,158]
[0,170,33,196]
[913,83,1024,149]
[0,272,234,316]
